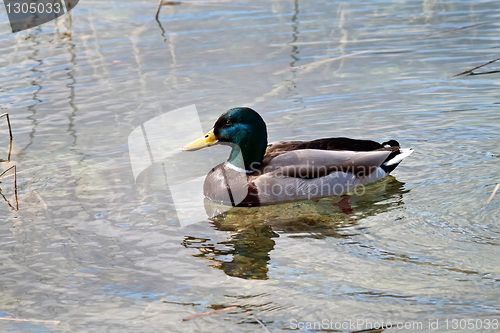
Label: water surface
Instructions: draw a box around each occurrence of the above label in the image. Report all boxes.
[0,0,499,332]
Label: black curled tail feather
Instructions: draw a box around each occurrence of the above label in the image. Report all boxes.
[381,140,400,147]
[381,140,401,173]
[380,142,413,174]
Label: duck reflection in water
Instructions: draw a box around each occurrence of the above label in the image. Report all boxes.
[182,176,409,280]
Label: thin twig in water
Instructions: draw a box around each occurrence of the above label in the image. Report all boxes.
[31,189,48,212]
[251,313,270,333]
[6,138,12,161]
[0,165,18,210]
[275,50,372,75]
[250,50,371,106]
[182,306,237,322]
[14,164,17,210]
[427,22,488,38]
[464,70,500,76]
[0,113,13,161]
[0,190,13,210]
[452,56,500,78]
[0,113,13,141]
[485,183,499,206]
[0,164,42,178]
[0,317,60,325]
[155,1,181,20]
[477,182,500,215]
[0,165,14,178]
[155,0,163,21]
[351,326,393,333]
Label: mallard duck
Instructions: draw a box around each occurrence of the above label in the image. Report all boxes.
[182,107,413,207]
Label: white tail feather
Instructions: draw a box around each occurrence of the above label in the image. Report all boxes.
[384,148,414,166]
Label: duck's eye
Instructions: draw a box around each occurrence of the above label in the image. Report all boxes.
[224,120,232,127]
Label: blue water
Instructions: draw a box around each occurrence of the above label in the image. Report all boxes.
[0,0,499,332]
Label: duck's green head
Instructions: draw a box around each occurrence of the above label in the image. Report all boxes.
[182,107,268,172]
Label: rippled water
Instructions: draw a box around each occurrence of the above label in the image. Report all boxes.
[0,0,499,332]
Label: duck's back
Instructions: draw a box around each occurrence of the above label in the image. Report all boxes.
[266,137,390,154]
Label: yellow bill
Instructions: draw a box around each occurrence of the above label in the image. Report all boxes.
[182,128,218,151]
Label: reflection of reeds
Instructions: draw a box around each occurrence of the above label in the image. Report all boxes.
[0,165,18,211]
[55,7,73,38]
[485,183,499,206]
[0,316,60,325]
[0,113,17,210]
[427,22,489,38]
[0,113,13,141]
[182,305,238,321]
[0,113,13,162]
[476,182,499,216]
[155,0,182,21]
[452,56,500,77]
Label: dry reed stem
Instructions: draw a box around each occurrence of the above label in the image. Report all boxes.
[0,316,60,325]
[452,56,500,77]
[155,0,182,20]
[427,22,488,38]
[0,165,18,210]
[250,50,371,106]
[485,183,499,206]
[182,306,237,321]
[0,113,13,161]
[0,113,13,141]
[251,313,270,332]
